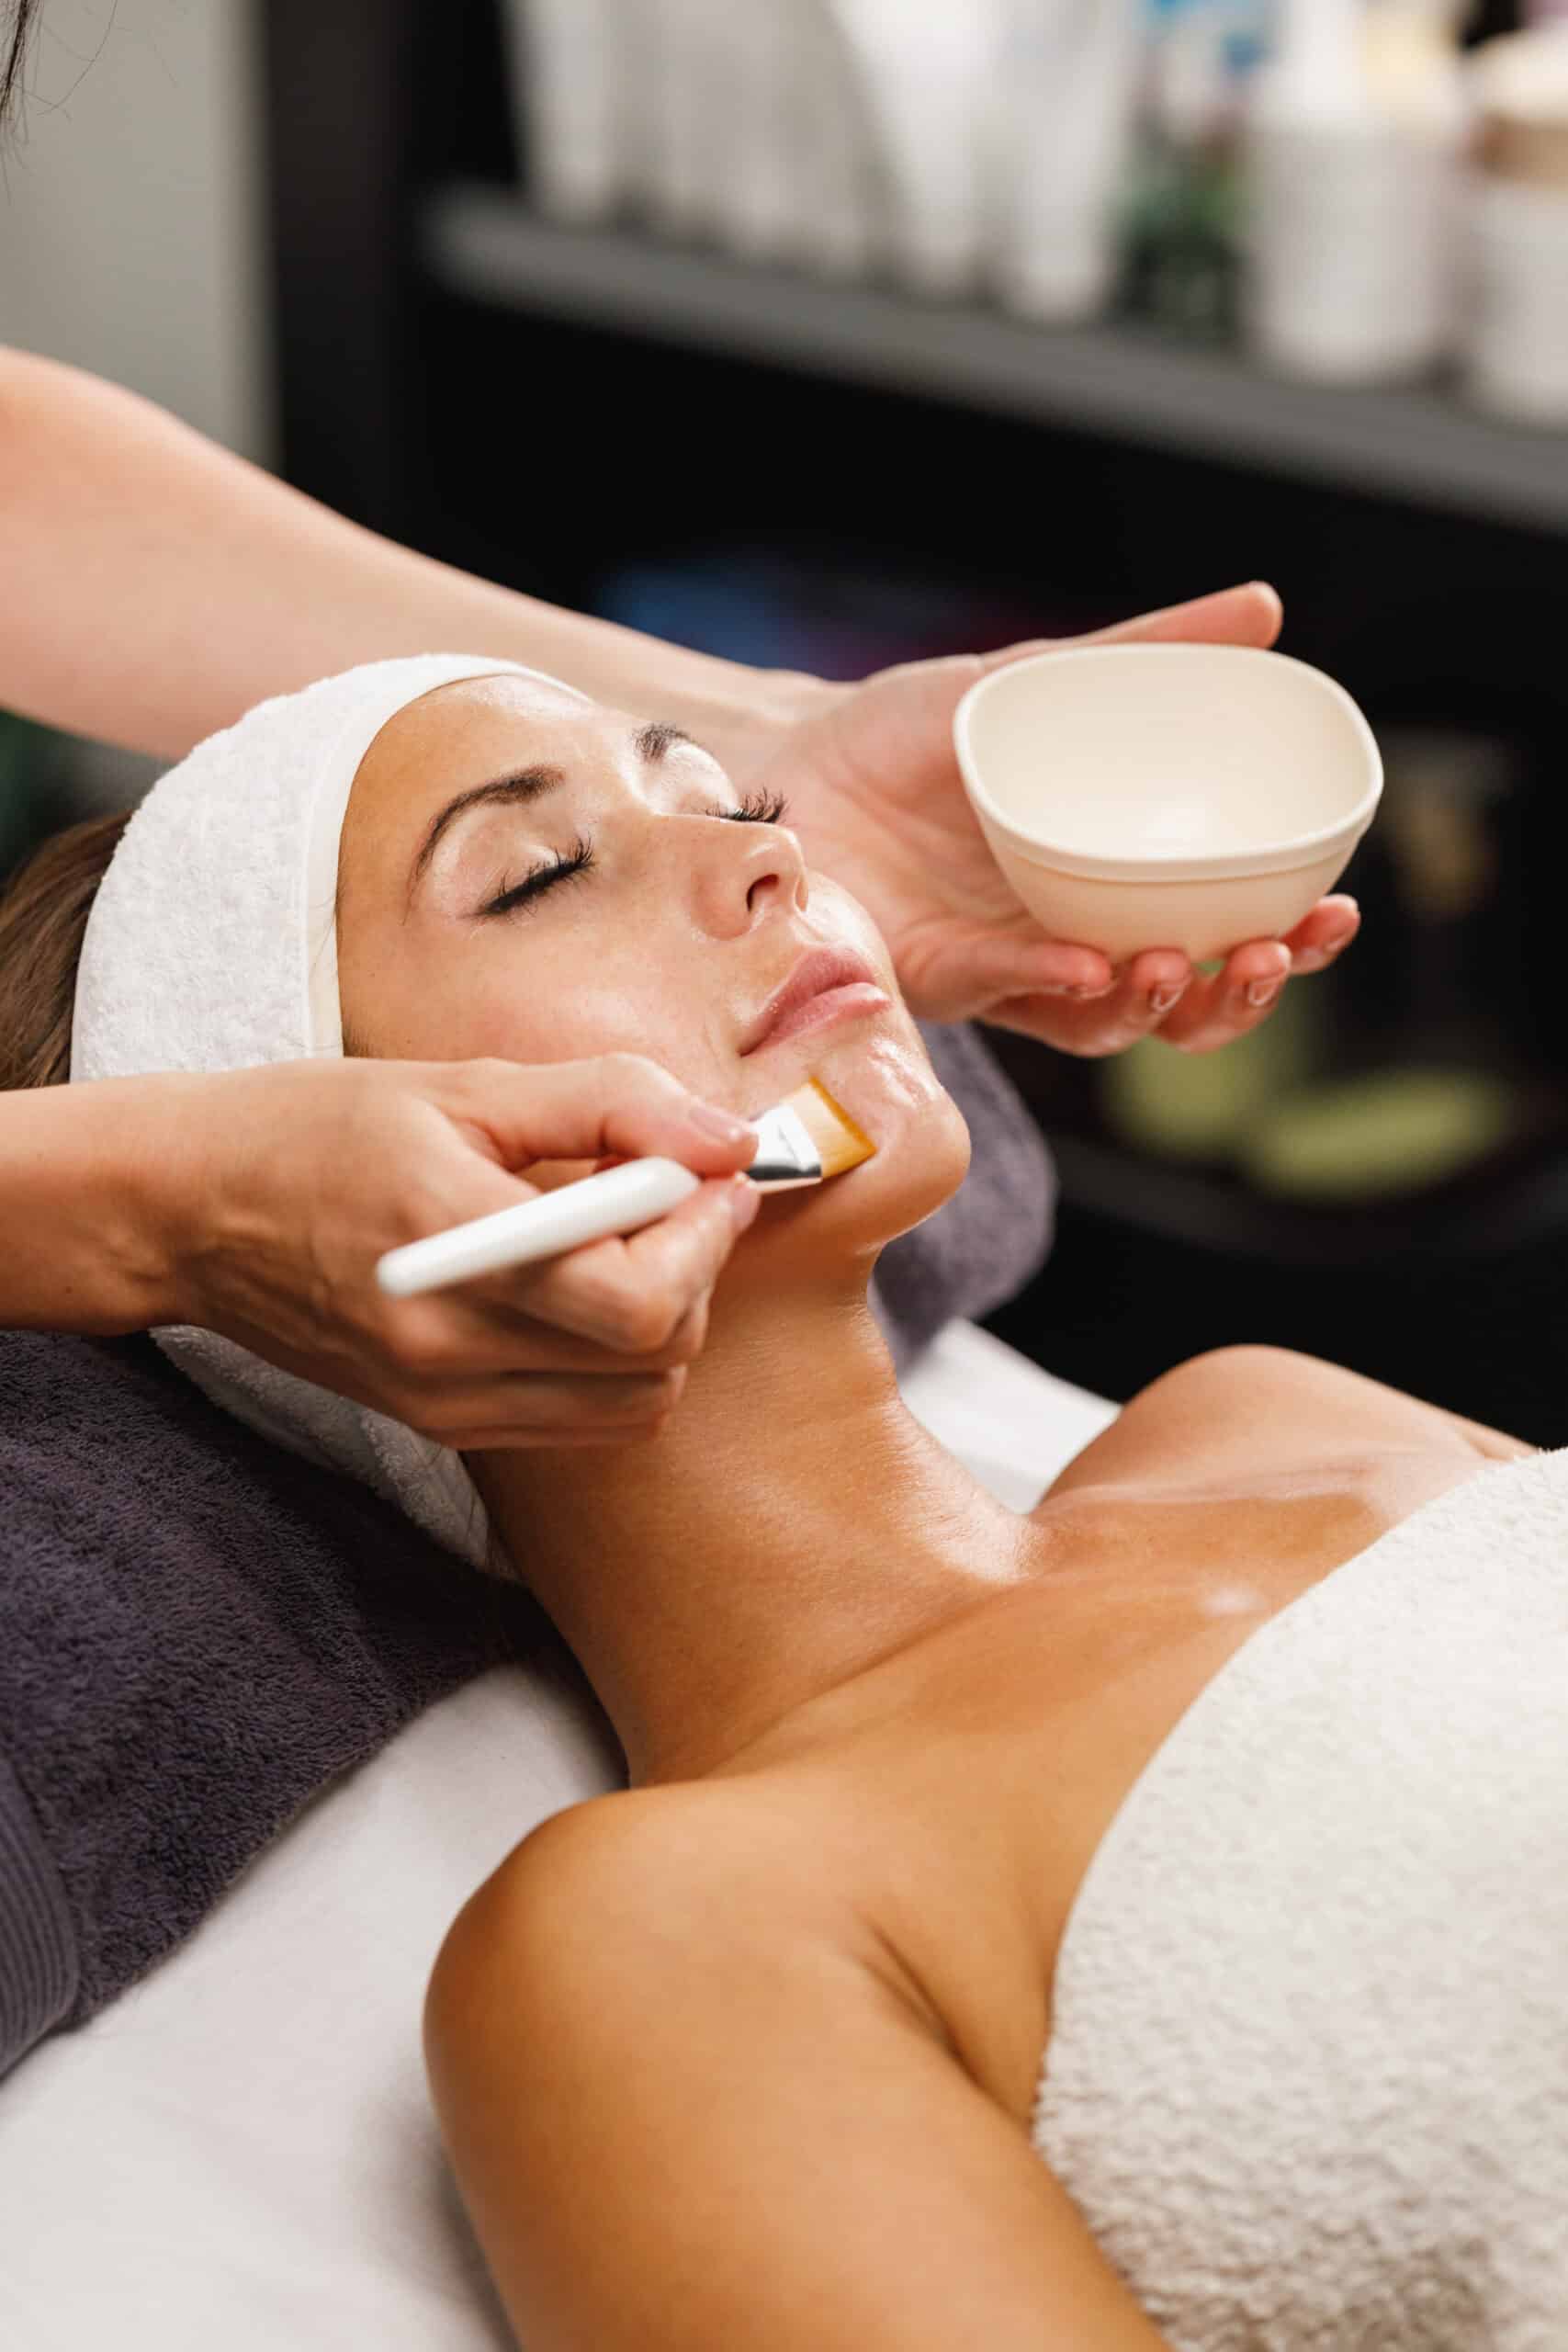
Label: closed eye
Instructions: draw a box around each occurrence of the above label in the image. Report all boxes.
[480,790,788,919]
[713,789,790,826]
[482,835,595,919]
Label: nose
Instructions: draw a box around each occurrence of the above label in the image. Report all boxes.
[685,816,809,939]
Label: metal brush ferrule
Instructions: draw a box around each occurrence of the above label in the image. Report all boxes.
[744,1101,824,1190]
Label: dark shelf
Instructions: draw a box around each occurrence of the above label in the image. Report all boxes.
[423,186,1568,541]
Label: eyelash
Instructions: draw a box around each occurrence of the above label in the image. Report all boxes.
[481,789,791,919]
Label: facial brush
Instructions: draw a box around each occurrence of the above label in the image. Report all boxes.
[374,1078,875,1300]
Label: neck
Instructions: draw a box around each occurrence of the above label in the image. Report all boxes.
[470,1272,1035,1786]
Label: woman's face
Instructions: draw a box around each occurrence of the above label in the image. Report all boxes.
[337,674,969,1249]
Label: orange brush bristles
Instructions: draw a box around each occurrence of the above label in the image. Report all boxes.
[785,1078,877,1178]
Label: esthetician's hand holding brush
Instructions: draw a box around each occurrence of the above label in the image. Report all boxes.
[182,1055,769,1450]
[12,1053,759,1451]
[744,582,1362,1060]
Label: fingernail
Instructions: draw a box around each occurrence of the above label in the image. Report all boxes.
[689,1101,754,1146]
[1246,978,1283,1010]
[1297,928,1355,972]
[1149,982,1187,1015]
[1068,981,1115,1001]
[727,1175,761,1231]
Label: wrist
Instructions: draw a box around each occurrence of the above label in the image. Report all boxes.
[0,1078,196,1333]
[110,1072,216,1329]
[663,664,836,783]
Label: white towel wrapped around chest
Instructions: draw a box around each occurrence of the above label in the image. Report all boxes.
[1032,1447,1568,2350]
[69,654,579,1570]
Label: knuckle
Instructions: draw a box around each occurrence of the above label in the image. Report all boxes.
[662,1299,709,1364]
[384,1309,459,1382]
[620,1412,679,1446]
[602,1049,665,1097]
[620,1287,684,1355]
[640,1367,686,1413]
[575,1266,672,1354]
[470,1054,523,1097]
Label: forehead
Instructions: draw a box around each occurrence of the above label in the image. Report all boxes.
[350,673,606,820]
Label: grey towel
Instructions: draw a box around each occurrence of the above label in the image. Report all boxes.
[874,1023,1055,1364]
[0,1324,554,2080]
[0,1023,1051,2076]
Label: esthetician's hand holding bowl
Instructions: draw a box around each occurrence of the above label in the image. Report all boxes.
[752,582,1362,1056]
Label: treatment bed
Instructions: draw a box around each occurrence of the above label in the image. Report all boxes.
[0,1320,1115,2349]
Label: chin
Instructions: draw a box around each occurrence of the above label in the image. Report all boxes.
[739,1023,971,1265]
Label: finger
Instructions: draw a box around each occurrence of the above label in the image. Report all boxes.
[378,1289,712,1381]
[1157,943,1292,1054]
[902,922,1115,1023]
[1074,582,1284,653]
[435,1053,759,1179]
[1032,952,1197,1058]
[458,1422,680,1452]
[973,582,1283,683]
[981,951,1190,1052]
[402,1367,689,1449]
[1280,895,1360,975]
[505,1174,757,1354]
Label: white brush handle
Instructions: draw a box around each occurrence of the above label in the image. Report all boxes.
[375,1158,702,1298]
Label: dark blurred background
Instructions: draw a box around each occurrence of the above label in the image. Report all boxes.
[4,0,1567,1438]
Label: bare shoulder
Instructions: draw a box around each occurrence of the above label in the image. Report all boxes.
[423,1783,1172,2351]
[426,1777,892,2055]
[1048,1341,1533,1505]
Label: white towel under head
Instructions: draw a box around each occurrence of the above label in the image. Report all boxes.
[70,654,584,1568]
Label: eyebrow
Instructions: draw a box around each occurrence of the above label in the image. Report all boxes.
[632,720,702,764]
[406,722,712,905]
[409,765,566,899]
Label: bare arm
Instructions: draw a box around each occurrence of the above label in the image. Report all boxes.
[0,346,818,765]
[426,1796,1175,2351]
[0,346,1340,1356]
[0,348,794,1354]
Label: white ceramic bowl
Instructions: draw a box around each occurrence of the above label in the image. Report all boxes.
[953,643,1382,964]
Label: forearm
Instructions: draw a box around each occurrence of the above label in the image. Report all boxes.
[0,1080,185,1332]
[0,348,823,766]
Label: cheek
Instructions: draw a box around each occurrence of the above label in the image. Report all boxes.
[460,965,725,1094]
[342,923,735,1100]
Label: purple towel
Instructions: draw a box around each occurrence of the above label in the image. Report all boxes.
[0,1023,1052,2076]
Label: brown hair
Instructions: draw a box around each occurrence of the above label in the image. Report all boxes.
[2,0,39,130]
[0,809,133,1090]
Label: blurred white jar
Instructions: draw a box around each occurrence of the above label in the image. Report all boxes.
[987,0,1142,324]
[834,0,1002,296]
[638,0,727,241]
[710,0,878,278]
[1463,27,1568,424]
[792,0,883,279]
[1242,0,1470,386]
[503,0,628,225]
[712,4,808,266]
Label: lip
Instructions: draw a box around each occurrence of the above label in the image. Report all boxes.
[739,944,891,1057]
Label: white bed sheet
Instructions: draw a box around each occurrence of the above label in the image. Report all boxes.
[0,1323,1115,2349]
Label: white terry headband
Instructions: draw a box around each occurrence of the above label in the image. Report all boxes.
[71,652,587,1569]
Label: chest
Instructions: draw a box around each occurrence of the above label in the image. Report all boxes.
[817,1446,1496,2132]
